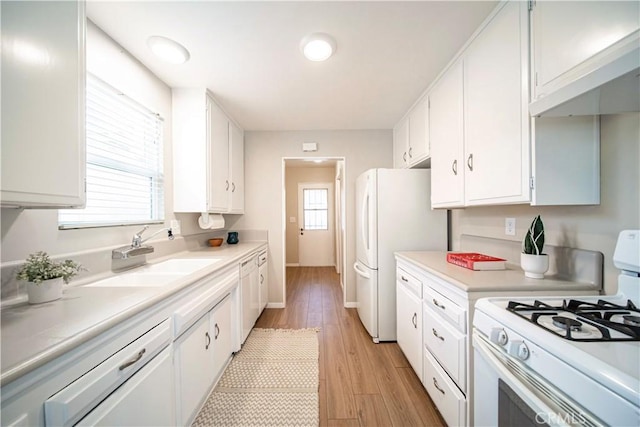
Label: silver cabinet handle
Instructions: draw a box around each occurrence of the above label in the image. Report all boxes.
[260,274,264,284]
[433,378,445,395]
[409,147,413,158]
[205,331,211,349]
[432,298,446,310]
[401,276,408,282]
[467,153,473,171]
[432,328,444,341]
[452,159,457,175]
[403,152,407,162]
[232,182,236,192]
[411,313,417,328]
[214,323,220,340]
[225,180,229,191]
[118,348,146,371]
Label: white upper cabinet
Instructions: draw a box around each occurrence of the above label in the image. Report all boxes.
[530,1,640,116]
[430,61,465,208]
[393,97,430,169]
[0,1,86,208]
[393,117,409,168]
[173,89,244,214]
[463,0,530,206]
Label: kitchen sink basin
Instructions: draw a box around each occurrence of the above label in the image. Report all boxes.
[86,258,222,287]
[85,273,185,287]
[136,258,222,274]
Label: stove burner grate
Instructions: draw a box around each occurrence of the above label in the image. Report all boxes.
[507,299,640,342]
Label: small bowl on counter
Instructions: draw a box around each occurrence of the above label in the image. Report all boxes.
[208,238,224,247]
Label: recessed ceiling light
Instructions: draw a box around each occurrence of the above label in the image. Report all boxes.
[300,33,336,62]
[147,36,190,64]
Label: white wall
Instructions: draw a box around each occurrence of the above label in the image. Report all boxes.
[1,21,175,263]
[452,112,640,295]
[234,130,393,305]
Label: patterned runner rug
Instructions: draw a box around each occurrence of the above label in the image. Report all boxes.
[192,328,320,427]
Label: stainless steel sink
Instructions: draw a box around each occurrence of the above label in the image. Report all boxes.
[86,258,222,287]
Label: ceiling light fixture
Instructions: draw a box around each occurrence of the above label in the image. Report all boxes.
[300,33,336,62]
[147,35,190,64]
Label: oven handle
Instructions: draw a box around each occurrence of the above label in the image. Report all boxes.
[472,330,604,427]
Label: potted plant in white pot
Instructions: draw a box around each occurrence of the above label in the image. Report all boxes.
[16,251,83,304]
[521,215,548,279]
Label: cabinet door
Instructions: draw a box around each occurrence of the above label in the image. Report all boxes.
[1,1,86,208]
[464,1,529,205]
[211,295,233,380]
[396,282,423,380]
[175,314,214,426]
[259,260,268,313]
[76,347,175,427]
[229,121,244,213]
[393,118,409,168]
[532,1,640,100]
[207,97,230,212]
[429,61,465,208]
[408,98,429,165]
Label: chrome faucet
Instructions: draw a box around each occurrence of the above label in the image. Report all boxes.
[112,225,174,259]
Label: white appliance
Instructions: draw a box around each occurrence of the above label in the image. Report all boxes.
[473,230,640,427]
[353,168,447,342]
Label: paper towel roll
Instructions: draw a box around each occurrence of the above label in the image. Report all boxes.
[198,213,225,230]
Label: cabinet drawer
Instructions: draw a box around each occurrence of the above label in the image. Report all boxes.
[423,303,466,393]
[396,268,422,298]
[424,286,466,333]
[45,319,171,426]
[423,349,466,427]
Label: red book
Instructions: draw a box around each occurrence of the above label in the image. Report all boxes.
[446,252,506,271]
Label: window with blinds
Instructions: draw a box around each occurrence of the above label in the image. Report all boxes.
[303,188,329,230]
[59,74,164,228]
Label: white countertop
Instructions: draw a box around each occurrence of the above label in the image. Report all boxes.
[395,251,602,293]
[0,242,266,386]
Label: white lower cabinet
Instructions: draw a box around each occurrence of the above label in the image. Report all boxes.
[258,251,269,313]
[76,346,175,426]
[423,350,466,427]
[396,268,423,379]
[240,254,259,344]
[175,294,233,426]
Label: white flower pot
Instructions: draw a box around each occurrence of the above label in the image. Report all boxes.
[521,253,549,279]
[26,277,63,304]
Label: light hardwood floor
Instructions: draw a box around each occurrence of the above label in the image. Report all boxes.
[254,267,446,427]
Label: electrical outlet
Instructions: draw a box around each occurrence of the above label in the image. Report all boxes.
[505,218,516,236]
[170,219,181,235]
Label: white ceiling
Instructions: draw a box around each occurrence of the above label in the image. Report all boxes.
[87,1,497,131]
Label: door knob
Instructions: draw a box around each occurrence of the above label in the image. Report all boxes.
[300,228,304,235]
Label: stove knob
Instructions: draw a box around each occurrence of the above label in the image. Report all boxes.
[508,340,530,360]
[490,328,508,346]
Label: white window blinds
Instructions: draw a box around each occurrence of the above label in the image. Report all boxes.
[59,74,164,228]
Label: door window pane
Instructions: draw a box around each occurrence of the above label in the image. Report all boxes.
[303,188,328,230]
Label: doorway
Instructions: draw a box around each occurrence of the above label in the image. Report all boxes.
[283,158,346,306]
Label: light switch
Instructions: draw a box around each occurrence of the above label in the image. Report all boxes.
[505,218,516,236]
[290,217,296,223]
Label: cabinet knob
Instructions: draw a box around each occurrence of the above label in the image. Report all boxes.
[452,159,458,175]
[467,154,473,171]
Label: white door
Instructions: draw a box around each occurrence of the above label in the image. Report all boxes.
[298,183,334,266]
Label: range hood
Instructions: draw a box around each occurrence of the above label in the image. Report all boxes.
[530,36,640,117]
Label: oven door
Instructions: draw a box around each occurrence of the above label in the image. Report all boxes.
[472,329,603,427]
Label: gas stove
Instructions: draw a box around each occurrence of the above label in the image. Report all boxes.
[473,230,640,427]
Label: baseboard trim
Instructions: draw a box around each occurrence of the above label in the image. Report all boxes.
[344,302,357,308]
[266,302,285,309]
[285,263,299,267]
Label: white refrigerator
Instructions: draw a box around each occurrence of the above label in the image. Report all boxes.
[353,168,447,342]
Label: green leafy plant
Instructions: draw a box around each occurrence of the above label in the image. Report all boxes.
[522,215,545,255]
[16,251,83,284]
